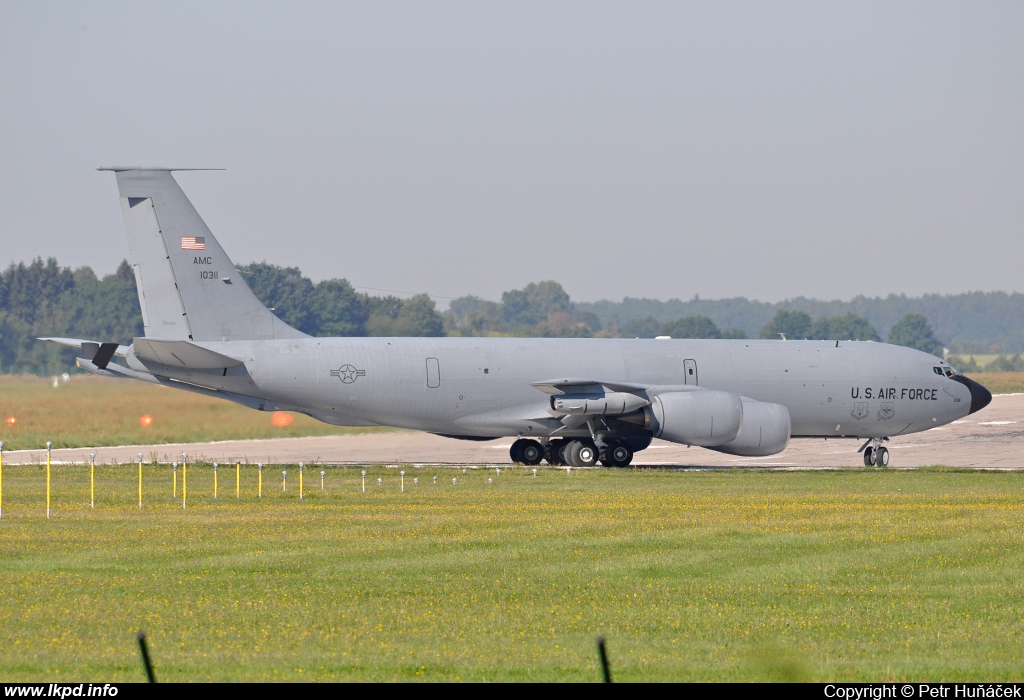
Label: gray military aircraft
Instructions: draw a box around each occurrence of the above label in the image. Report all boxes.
[42,168,992,468]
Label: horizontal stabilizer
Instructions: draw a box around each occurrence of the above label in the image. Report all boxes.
[39,337,128,369]
[530,378,649,395]
[76,357,158,382]
[132,338,244,369]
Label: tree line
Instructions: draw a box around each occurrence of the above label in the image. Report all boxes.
[0,257,1013,375]
[0,258,450,374]
[579,291,1024,355]
[445,283,940,356]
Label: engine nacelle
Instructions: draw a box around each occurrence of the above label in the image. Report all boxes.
[552,392,650,416]
[707,398,791,456]
[647,390,743,446]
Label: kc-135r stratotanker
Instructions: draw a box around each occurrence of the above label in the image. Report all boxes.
[43,169,992,468]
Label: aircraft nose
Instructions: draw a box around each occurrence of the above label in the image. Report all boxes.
[952,375,993,415]
[968,378,993,414]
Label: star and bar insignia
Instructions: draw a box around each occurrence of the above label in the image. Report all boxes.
[331,364,366,384]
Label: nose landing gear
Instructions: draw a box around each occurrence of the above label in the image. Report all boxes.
[861,438,889,467]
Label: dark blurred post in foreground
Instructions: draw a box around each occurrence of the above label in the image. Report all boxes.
[597,636,612,683]
[137,631,157,683]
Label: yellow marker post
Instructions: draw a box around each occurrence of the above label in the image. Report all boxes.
[258,464,263,499]
[0,440,5,519]
[173,462,177,498]
[299,462,304,500]
[89,453,95,509]
[235,460,240,499]
[182,455,187,511]
[46,441,52,519]
[138,453,143,509]
[213,463,219,499]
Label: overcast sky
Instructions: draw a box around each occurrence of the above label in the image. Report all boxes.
[1,2,1022,306]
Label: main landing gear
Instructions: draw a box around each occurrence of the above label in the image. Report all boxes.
[862,438,889,468]
[510,438,544,466]
[509,438,634,468]
[600,440,634,468]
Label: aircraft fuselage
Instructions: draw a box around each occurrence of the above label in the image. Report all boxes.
[127,336,977,440]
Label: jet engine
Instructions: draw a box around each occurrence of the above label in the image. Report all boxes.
[644,390,743,446]
[706,398,791,456]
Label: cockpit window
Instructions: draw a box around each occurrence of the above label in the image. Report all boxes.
[933,367,943,375]
[936,366,957,377]
[944,367,956,377]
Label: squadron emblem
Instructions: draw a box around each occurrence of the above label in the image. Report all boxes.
[877,402,895,421]
[331,364,366,384]
[850,402,869,420]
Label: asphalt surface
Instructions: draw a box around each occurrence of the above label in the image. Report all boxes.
[6,393,1022,469]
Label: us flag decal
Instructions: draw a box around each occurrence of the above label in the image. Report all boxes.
[181,236,206,250]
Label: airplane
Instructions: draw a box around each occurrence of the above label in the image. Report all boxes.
[42,168,992,469]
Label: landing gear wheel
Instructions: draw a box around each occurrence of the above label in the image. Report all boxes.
[567,440,598,467]
[510,439,526,464]
[873,446,889,468]
[863,447,874,467]
[545,439,568,466]
[560,441,573,465]
[510,438,542,465]
[604,442,633,468]
[519,440,543,466]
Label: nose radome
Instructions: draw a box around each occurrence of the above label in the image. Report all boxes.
[967,378,993,414]
[953,374,993,415]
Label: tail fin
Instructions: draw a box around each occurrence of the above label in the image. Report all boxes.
[103,168,305,342]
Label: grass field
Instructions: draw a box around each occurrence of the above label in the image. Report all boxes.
[1,464,1023,682]
[0,375,392,451]
[948,355,1003,370]
[968,372,1024,395]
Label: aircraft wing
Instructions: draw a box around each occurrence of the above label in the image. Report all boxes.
[132,338,245,369]
[530,378,650,395]
[531,378,709,431]
[39,337,128,369]
[531,378,652,431]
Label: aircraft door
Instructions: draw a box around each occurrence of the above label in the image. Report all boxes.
[684,359,698,385]
[426,357,441,388]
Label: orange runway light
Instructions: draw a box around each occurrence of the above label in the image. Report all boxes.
[6,417,15,426]
[139,414,154,427]
[271,412,294,428]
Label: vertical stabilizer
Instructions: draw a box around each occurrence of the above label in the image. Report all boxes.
[104,168,306,342]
